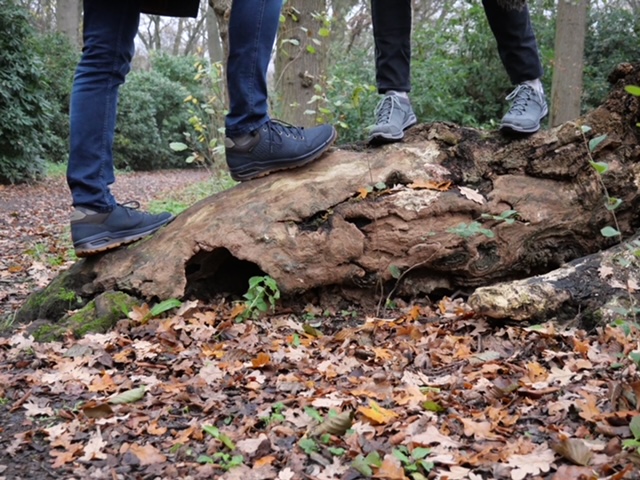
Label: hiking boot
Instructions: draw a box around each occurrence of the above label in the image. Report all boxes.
[500,84,548,134]
[368,92,417,144]
[225,120,337,182]
[70,202,174,257]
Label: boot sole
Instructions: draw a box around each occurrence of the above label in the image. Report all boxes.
[229,128,338,182]
[73,216,174,257]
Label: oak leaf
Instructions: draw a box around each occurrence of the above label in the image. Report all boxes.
[358,399,399,425]
[373,453,408,479]
[128,443,167,466]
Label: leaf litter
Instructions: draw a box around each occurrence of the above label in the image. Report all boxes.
[1,173,640,479]
[1,296,639,479]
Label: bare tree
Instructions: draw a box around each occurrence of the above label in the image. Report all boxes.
[274,0,330,126]
[550,0,589,126]
[55,0,81,47]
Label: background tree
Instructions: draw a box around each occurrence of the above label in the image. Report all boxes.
[550,0,589,126]
[55,0,81,48]
[274,0,330,126]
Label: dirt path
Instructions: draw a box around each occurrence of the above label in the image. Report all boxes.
[0,169,212,321]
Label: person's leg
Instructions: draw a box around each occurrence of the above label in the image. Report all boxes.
[67,0,173,257]
[224,0,336,182]
[368,0,416,144]
[482,0,548,133]
[372,0,412,94]
[67,0,140,211]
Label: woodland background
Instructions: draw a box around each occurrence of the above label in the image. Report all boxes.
[1,0,639,184]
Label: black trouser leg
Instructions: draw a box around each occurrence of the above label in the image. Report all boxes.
[371,0,412,93]
[482,0,543,84]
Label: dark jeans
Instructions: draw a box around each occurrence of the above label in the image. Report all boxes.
[68,0,281,210]
[371,0,544,93]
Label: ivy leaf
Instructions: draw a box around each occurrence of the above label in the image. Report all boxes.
[625,85,640,96]
[589,161,609,174]
[588,134,607,152]
[601,226,621,238]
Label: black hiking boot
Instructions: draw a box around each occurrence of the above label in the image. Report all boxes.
[70,202,174,257]
[225,120,337,182]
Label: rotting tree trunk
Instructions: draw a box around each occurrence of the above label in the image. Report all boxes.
[16,64,640,326]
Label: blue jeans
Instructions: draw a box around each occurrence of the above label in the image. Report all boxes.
[68,0,282,210]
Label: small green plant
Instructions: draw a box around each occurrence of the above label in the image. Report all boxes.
[392,446,435,479]
[260,402,286,426]
[447,221,494,239]
[625,85,640,128]
[298,438,319,455]
[240,276,281,320]
[198,425,244,470]
[622,416,640,454]
[351,451,383,477]
[480,209,519,225]
[580,125,622,239]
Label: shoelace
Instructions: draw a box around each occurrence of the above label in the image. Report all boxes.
[505,84,535,115]
[118,201,141,216]
[265,119,305,150]
[374,95,402,125]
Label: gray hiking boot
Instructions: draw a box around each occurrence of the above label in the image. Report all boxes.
[368,93,417,144]
[500,83,548,134]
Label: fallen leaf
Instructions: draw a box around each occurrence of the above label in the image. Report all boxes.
[108,386,146,405]
[551,438,593,466]
[507,446,555,480]
[458,186,485,204]
[82,401,114,419]
[251,352,271,368]
[551,465,598,480]
[128,443,167,466]
[358,399,399,425]
[79,430,107,462]
[373,453,408,479]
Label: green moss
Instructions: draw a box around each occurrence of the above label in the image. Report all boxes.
[30,291,139,342]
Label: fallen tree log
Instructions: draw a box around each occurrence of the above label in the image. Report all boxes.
[16,64,640,328]
[469,234,640,325]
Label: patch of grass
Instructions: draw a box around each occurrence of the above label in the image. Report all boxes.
[147,174,236,216]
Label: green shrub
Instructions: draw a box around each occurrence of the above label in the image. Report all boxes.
[0,0,53,183]
[30,32,79,165]
[115,55,203,171]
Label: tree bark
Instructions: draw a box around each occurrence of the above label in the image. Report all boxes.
[549,0,589,126]
[205,5,224,63]
[56,0,81,48]
[16,64,640,325]
[274,0,329,127]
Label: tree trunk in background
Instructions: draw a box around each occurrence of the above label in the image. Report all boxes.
[56,0,81,48]
[275,0,329,127]
[209,0,231,62]
[206,5,224,63]
[549,0,589,126]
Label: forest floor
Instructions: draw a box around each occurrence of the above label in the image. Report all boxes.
[1,171,639,480]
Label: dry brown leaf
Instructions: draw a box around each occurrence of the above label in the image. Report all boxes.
[50,443,83,468]
[251,352,271,368]
[409,180,451,191]
[79,431,107,462]
[82,401,114,419]
[459,417,499,440]
[128,304,150,322]
[373,453,408,479]
[598,265,614,278]
[458,186,485,204]
[147,420,168,436]
[128,443,167,466]
[309,410,354,437]
[551,465,598,480]
[576,391,601,422]
[507,446,555,480]
[551,438,593,466]
[357,187,370,199]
